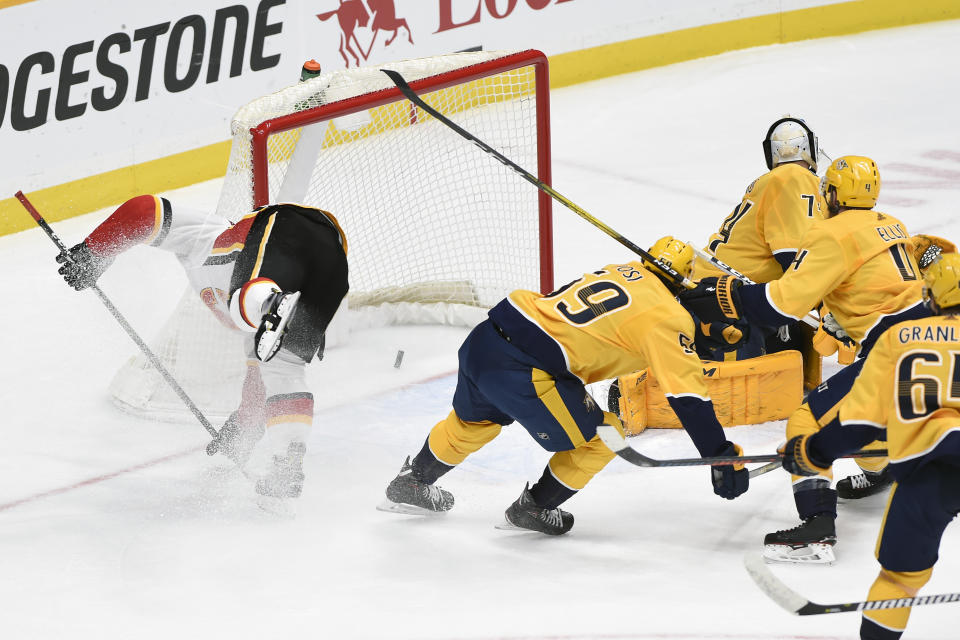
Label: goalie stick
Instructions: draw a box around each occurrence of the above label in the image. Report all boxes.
[15,191,225,452]
[382,68,695,291]
[595,424,887,468]
[744,554,960,615]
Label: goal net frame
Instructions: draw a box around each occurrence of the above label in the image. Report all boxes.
[109,49,555,421]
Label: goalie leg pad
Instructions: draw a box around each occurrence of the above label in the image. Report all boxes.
[616,350,803,432]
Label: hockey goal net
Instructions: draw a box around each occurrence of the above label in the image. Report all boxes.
[109,49,554,421]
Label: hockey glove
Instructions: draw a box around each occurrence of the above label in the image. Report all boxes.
[711,441,749,499]
[779,434,833,477]
[210,411,265,466]
[812,312,857,365]
[56,241,113,290]
[696,320,747,353]
[678,276,743,324]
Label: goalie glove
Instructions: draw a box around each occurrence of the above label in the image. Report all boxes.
[779,434,833,477]
[696,320,747,353]
[678,276,743,324]
[55,241,113,291]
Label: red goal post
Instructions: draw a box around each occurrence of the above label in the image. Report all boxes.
[248,48,554,296]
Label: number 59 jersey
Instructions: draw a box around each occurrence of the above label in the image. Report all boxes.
[489,262,705,394]
[839,315,960,480]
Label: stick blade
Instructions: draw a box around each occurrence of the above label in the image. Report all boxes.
[743,553,809,615]
[595,424,627,452]
[595,424,657,467]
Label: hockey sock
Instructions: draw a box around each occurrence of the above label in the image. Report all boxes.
[529,465,577,509]
[411,438,455,485]
[794,486,838,520]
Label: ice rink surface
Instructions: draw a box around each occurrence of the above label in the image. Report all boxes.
[3,20,960,640]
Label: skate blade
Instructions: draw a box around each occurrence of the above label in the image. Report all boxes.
[762,543,835,565]
[376,500,447,517]
[256,292,301,361]
[494,517,526,532]
[255,493,297,518]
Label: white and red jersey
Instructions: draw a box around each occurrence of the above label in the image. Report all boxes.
[86,195,259,330]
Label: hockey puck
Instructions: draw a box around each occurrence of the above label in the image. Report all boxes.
[394,350,404,368]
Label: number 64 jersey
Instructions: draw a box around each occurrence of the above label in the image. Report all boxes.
[837,315,960,479]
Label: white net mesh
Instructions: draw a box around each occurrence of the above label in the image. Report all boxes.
[109,50,551,421]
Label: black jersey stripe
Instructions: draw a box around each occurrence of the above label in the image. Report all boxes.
[150,197,174,247]
[203,252,241,266]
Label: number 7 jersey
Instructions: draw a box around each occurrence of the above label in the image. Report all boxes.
[695,163,824,283]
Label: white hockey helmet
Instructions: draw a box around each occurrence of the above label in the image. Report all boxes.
[762,117,818,172]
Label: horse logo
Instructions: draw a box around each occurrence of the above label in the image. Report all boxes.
[316,0,414,67]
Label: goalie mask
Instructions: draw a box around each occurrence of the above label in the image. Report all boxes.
[924,251,960,311]
[644,236,693,285]
[762,117,818,172]
[820,155,880,211]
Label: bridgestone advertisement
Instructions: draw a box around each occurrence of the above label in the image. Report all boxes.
[0,0,846,204]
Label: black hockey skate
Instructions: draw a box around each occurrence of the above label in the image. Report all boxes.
[255,290,301,362]
[255,442,306,499]
[501,484,574,536]
[837,468,892,500]
[379,457,454,515]
[763,513,836,564]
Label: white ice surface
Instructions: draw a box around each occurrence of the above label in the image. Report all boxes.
[4,20,960,640]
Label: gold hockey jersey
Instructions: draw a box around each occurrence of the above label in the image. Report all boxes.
[504,263,707,395]
[838,315,960,478]
[695,163,824,283]
[765,209,925,345]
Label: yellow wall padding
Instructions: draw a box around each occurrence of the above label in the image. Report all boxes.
[549,1,960,88]
[1,141,231,236]
[617,350,804,434]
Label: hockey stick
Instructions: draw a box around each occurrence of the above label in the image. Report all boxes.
[744,554,960,615]
[595,424,886,468]
[382,68,695,290]
[15,191,223,449]
[749,460,782,478]
[689,244,820,329]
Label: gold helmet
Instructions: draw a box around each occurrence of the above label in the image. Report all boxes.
[924,252,960,311]
[645,236,694,282]
[820,156,880,209]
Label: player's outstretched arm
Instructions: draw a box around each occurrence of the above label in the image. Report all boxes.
[55,194,170,290]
